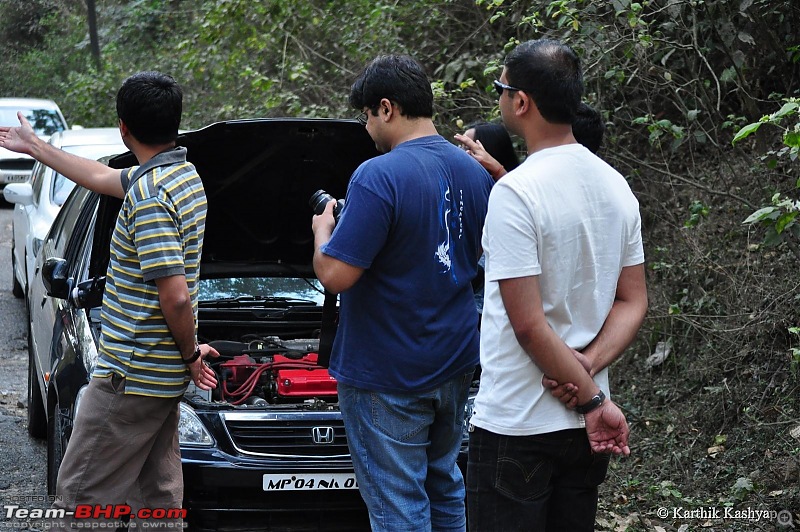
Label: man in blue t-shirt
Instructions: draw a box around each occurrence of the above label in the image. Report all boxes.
[312,55,493,532]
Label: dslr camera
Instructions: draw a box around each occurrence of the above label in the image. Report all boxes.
[309,189,345,224]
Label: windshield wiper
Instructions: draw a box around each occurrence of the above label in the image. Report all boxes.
[199,296,318,307]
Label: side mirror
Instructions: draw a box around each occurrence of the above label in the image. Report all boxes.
[42,257,71,300]
[3,182,34,206]
[70,276,106,309]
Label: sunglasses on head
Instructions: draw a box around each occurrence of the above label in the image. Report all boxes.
[493,79,526,97]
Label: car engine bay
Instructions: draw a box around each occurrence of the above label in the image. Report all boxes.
[86,291,340,409]
[207,337,337,406]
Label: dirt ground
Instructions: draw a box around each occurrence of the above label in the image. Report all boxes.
[0,205,50,532]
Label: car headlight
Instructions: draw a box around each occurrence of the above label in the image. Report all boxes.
[178,402,214,447]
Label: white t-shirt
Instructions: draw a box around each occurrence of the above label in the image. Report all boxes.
[470,143,644,436]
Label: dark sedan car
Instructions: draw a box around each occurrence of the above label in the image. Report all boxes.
[26,118,392,531]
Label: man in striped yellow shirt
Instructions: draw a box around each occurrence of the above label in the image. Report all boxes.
[0,71,217,525]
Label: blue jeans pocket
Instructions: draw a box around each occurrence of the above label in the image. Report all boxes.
[370,391,431,442]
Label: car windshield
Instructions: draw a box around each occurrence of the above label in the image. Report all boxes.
[199,277,325,305]
[53,143,126,206]
[0,106,65,136]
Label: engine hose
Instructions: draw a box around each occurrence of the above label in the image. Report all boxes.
[222,361,322,405]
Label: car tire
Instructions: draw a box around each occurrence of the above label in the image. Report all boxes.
[47,399,67,496]
[27,319,47,438]
[11,247,24,299]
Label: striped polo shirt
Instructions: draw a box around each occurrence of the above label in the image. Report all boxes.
[93,147,207,397]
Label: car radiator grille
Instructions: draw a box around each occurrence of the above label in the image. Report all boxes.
[222,414,350,458]
[0,160,35,171]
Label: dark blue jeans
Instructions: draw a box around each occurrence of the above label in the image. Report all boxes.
[466,427,610,532]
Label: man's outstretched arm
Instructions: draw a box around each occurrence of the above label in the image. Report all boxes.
[0,112,124,198]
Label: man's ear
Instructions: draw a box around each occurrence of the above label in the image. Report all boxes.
[516,92,533,117]
[379,98,394,122]
[118,119,130,137]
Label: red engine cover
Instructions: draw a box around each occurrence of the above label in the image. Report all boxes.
[220,354,259,386]
[275,353,338,398]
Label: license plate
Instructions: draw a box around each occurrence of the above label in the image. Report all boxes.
[263,473,358,491]
[3,173,27,183]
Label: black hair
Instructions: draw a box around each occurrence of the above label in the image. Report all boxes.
[573,102,605,153]
[116,71,182,145]
[469,122,519,172]
[504,39,583,125]
[348,55,433,119]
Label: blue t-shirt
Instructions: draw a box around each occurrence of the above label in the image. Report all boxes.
[321,135,494,393]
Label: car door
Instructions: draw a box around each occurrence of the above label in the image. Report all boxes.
[25,160,57,291]
[12,161,47,293]
[29,187,98,390]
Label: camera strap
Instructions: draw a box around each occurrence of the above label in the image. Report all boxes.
[316,290,338,368]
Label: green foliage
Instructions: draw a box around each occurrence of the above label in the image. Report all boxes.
[0,0,63,52]
[729,477,756,503]
[743,193,800,246]
[633,114,686,150]
[732,99,800,158]
[734,99,800,247]
[649,480,696,506]
[789,327,800,375]
[684,200,709,228]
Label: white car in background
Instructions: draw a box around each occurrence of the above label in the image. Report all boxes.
[4,128,125,299]
[0,98,69,194]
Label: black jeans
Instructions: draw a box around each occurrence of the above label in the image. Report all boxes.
[466,427,610,532]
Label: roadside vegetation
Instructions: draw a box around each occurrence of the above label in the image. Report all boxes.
[1,0,798,529]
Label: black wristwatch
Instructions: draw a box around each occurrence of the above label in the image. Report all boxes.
[183,343,202,364]
[575,389,606,415]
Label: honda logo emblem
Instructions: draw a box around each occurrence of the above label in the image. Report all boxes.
[312,426,335,444]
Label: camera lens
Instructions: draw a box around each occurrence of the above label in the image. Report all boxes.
[309,189,335,216]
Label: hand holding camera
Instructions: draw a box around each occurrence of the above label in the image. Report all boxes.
[309,189,345,224]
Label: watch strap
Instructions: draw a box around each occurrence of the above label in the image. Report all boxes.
[575,389,606,415]
[183,343,202,364]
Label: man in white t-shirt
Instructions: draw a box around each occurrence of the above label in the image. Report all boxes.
[466,39,648,531]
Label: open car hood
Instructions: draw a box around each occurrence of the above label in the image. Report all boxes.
[106,118,378,278]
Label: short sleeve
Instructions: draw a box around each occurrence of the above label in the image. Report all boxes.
[131,196,185,281]
[622,209,645,267]
[321,181,392,269]
[483,181,542,282]
[120,167,137,192]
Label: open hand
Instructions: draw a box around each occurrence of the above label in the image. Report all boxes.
[454,133,507,180]
[584,400,630,456]
[0,112,39,154]
[187,343,220,390]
